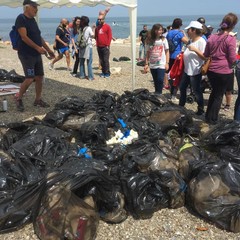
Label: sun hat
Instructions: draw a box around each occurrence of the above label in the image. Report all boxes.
[185,21,203,30]
[23,0,40,6]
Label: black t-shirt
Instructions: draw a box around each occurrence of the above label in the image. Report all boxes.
[15,14,42,56]
[139,30,148,44]
[56,26,70,49]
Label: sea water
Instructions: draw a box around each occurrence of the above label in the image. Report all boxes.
[0,15,240,44]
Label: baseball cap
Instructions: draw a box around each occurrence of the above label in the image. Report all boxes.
[23,0,40,6]
[185,21,203,30]
[197,17,206,24]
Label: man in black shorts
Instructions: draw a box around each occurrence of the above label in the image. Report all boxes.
[15,0,55,111]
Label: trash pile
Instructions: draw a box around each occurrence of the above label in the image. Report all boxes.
[0,88,240,239]
[0,68,24,83]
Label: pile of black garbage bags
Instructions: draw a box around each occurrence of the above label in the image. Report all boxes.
[0,68,24,83]
[0,88,240,239]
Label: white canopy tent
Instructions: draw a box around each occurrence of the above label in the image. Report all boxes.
[1,0,138,89]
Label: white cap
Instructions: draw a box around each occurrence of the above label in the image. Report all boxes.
[229,31,237,36]
[185,21,203,30]
[207,25,214,29]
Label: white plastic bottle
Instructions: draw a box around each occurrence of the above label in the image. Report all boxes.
[2,99,8,111]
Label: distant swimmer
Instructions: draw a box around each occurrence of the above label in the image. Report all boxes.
[112,21,117,26]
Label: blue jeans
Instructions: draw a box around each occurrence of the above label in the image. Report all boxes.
[79,48,94,79]
[139,43,146,59]
[150,68,165,94]
[179,72,204,109]
[234,68,240,121]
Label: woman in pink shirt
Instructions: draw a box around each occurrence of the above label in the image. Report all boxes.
[204,13,238,125]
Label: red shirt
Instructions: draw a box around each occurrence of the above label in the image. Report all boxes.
[95,23,112,47]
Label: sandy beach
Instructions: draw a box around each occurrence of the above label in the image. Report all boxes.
[0,40,239,240]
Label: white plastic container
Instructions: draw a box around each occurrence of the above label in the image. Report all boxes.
[2,99,8,111]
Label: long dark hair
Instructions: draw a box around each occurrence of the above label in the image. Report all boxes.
[146,24,164,45]
[73,16,81,35]
[80,16,90,30]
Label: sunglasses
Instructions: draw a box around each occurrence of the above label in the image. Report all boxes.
[98,19,104,21]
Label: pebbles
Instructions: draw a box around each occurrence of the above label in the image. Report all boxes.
[0,42,239,239]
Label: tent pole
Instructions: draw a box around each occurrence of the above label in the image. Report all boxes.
[129,7,137,90]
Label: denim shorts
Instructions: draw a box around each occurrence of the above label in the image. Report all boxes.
[58,46,69,54]
[18,53,44,78]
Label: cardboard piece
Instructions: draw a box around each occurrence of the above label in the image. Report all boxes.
[0,84,20,96]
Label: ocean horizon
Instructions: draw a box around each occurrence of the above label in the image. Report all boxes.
[1,14,240,44]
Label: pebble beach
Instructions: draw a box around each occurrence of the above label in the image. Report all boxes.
[0,40,239,240]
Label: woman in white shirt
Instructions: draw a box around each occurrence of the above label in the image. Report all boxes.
[79,16,95,81]
[179,21,206,115]
[144,24,170,94]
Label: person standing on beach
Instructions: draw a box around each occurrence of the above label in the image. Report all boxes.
[15,0,55,111]
[95,7,111,70]
[70,16,81,77]
[234,46,240,121]
[144,24,169,95]
[179,21,206,115]
[78,16,95,81]
[138,25,148,60]
[95,15,112,78]
[49,18,72,71]
[204,12,238,125]
[167,18,188,102]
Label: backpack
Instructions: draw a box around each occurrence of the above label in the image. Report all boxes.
[76,27,88,49]
[9,14,25,51]
[9,26,21,50]
[168,32,179,54]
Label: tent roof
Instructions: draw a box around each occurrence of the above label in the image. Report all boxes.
[0,0,137,9]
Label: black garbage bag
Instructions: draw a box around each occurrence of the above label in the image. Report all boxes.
[187,161,240,233]
[0,122,34,150]
[178,141,203,182]
[5,69,24,83]
[113,57,119,62]
[200,120,240,163]
[51,156,126,224]
[0,69,8,81]
[136,60,145,66]
[119,56,131,61]
[43,109,75,127]
[61,111,97,130]
[124,140,179,172]
[200,120,240,147]
[121,169,186,219]
[78,121,109,146]
[149,105,193,135]
[9,133,77,171]
[0,151,45,233]
[3,123,74,172]
[34,184,99,240]
[129,119,163,141]
[85,90,118,113]
[91,144,126,166]
[99,191,127,224]
[55,96,85,111]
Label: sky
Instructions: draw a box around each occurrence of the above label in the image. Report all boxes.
[0,0,239,18]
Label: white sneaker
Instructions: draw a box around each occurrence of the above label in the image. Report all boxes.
[171,96,179,103]
[48,62,54,70]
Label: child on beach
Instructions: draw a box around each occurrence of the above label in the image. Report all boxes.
[144,24,170,95]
